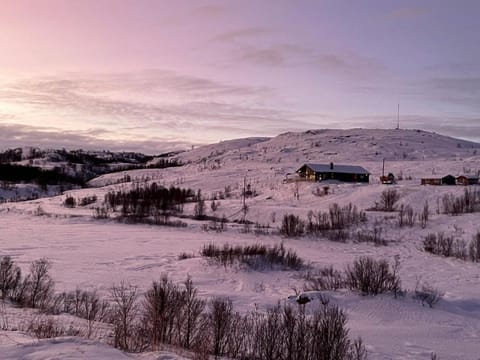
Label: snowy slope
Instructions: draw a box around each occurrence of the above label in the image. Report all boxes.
[1,128,480,359]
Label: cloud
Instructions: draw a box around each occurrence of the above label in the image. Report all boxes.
[232,43,386,80]
[0,123,191,154]
[412,77,480,110]
[0,71,319,149]
[344,114,480,143]
[211,27,273,43]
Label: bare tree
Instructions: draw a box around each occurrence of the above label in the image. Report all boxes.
[20,258,55,309]
[0,256,21,300]
[194,190,206,220]
[207,297,234,358]
[182,276,205,349]
[420,201,429,228]
[111,282,139,351]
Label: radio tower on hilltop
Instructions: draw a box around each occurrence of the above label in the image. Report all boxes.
[396,103,400,130]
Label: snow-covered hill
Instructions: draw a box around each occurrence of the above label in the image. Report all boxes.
[1,128,480,359]
[174,128,480,165]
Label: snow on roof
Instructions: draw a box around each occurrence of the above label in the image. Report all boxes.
[300,163,370,175]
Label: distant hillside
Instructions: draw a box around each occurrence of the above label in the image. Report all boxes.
[174,128,480,166]
[0,148,183,201]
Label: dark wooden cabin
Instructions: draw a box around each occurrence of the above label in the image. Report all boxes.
[296,163,369,183]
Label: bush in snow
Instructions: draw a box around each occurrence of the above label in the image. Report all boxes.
[206,297,235,358]
[414,281,444,308]
[141,275,205,349]
[63,195,76,208]
[398,204,416,227]
[377,188,400,211]
[0,256,21,300]
[280,214,305,237]
[345,256,401,296]
[303,265,345,291]
[441,188,480,215]
[469,232,480,262]
[420,201,429,228]
[26,315,71,339]
[78,195,97,206]
[201,242,305,270]
[246,303,365,360]
[110,282,141,352]
[424,231,480,262]
[306,203,366,235]
[14,258,55,310]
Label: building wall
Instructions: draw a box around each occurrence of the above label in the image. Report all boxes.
[318,172,369,183]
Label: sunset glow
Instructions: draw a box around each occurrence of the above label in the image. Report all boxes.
[1,0,479,153]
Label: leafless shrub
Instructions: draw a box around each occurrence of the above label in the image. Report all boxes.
[420,201,429,228]
[194,190,206,220]
[181,276,206,349]
[355,227,388,246]
[207,297,234,358]
[398,204,416,227]
[453,239,468,260]
[15,258,55,310]
[414,281,444,308]
[378,189,400,211]
[280,214,305,237]
[178,252,195,260]
[304,203,366,241]
[50,289,110,331]
[345,257,401,295]
[311,305,352,359]
[348,337,368,360]
[0,256,21,300]
[253,303,284,360]
[253,222,271,236]
[328,203,366,230]
[441,188,480,215]
[303,266,345,291]
[200,242,305,270]
[93,206,109,219]
[424,232,454,258]
[143,275,181,347]
[63,196,76,208]
[110,282,139,351]
[78,195,97,206]
[469,232,480,262]
[425,231,480,262]
[26,315,67,339]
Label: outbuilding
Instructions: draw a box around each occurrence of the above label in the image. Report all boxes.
[456,175,479,186]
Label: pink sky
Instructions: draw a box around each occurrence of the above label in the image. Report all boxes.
[1,0,479,153]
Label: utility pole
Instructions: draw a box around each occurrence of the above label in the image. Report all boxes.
[242,174,248,223]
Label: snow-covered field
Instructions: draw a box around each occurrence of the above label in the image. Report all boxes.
[1,129,480,359]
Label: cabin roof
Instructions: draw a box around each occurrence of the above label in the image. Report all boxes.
[300,163,370,175]
[457,175,479,180]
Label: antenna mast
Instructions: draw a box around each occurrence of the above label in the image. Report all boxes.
[396,103,400,130]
